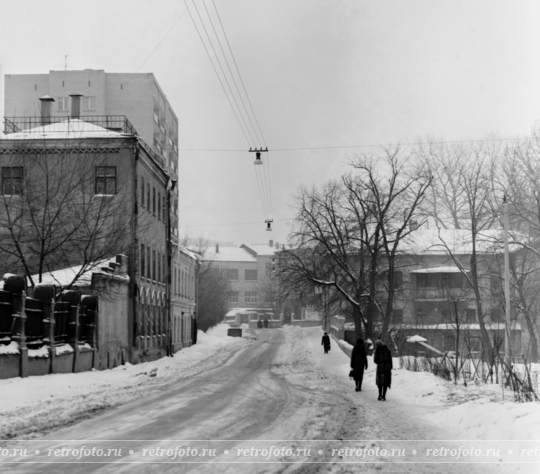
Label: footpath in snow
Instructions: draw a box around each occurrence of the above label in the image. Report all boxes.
[0,324,252,439]
[301,325,540,470]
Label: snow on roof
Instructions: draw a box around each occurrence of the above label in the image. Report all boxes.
[411,266,468,273]
[400,228,525,255]
[204,247,257,263]
[4,119,131,140]
[397,323,522,331]
[241,244,276,256]
[178,247,200,262]
[18,257,129,288]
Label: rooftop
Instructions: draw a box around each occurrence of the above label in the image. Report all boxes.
[3,116,137,138]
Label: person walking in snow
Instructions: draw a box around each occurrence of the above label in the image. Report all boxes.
[350,339,368,391]
[374,339,392,401]
[263,318,269,329]
[321,332,331,354]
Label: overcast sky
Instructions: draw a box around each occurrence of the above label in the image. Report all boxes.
[2,0,540,246]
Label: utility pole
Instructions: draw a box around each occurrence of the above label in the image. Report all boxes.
[503,195,511,366]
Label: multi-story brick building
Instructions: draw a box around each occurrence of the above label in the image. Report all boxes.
[381,228,522,356]
[0,91,195,363]
[4,69,180,243]
[203,242,276,316]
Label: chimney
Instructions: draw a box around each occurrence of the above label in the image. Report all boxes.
[69,92,83,119]
[39,95,55,126]
[215,243,219,254]
[269,239,274,248]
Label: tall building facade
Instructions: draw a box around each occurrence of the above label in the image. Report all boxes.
[4,69,179,241]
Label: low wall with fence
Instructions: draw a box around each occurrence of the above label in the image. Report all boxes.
[0,277,98,379]
[0,256,130,378]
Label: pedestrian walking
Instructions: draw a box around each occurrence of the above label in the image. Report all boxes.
[350,339,368,391]
[257,319,263,329]
[263,318,269,329]
[321,332,331,354]
[374,339,392,401]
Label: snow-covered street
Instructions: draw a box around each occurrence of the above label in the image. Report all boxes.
[1,325,539,473]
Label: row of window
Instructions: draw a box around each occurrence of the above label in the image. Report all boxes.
[226,269,258,281]
[228,291,261,304]
[1,166,118,196]
[140,243,166,285]
[138,290,166,339]
[173,265,195,299]
[139,175,167,221]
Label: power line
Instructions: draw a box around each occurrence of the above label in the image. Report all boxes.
[177,135,527,153]
[210,0,267,146]
[124,2,193,88]
[179,217,290,228]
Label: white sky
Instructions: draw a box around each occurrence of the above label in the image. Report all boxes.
[2,0,540,246]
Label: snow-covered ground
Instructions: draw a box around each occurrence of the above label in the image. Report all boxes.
[311,330,540,442]
[0,324,252,439]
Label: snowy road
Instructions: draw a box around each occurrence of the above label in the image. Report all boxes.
[2,326,534,473]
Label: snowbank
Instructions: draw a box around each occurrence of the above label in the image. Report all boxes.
[0,324,249,439]
[303,327,539,443]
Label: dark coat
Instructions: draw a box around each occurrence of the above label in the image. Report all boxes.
[374,345,393,388]
[321,334,331,351]
[350,344,368,381]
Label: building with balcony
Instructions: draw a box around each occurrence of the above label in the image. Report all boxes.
[386,228,522,356]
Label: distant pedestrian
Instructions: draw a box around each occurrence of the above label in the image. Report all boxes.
[374,339,392,401]
[257,319,263,329]
[350,339,368,392]
[321,332,331,354]
[263,318,269,329]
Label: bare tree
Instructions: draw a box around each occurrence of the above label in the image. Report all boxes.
[282,149,431,341]
[412,138,504,361]
[0,141,135,289]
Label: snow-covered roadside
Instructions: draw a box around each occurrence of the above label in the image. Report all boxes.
[0,324,252,439]
[303,327,540,442]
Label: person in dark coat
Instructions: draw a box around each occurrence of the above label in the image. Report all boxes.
[374,339,393,401]
[257,319,263,329]
[263,318,269,329]
[350,339,368,391]
[321,332,331,354]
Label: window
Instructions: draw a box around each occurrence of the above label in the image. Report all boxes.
[416,308,427,325]
[147,245,151,280]
[158,250,161,283]
[140,177,145,207]
[491,307,502,322]
[466,308,476,323]
[162,254,166,285]
[441,273,463,289]
[57,96,69,111]
[162,197,166,221]
[95,167,116,195]
[416,274,428,288]
[147,183,150,210]
[152,249,156,281]
[245,291,258,303]
[228,291,239,303]
[226,269,239,281]
[245,269,258,281]
[393,309,403,324]
[141,244,145,278]
[2,167,23,195]
[157,193,161,219]
[82,96,96,111]
[152,187,156,214]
